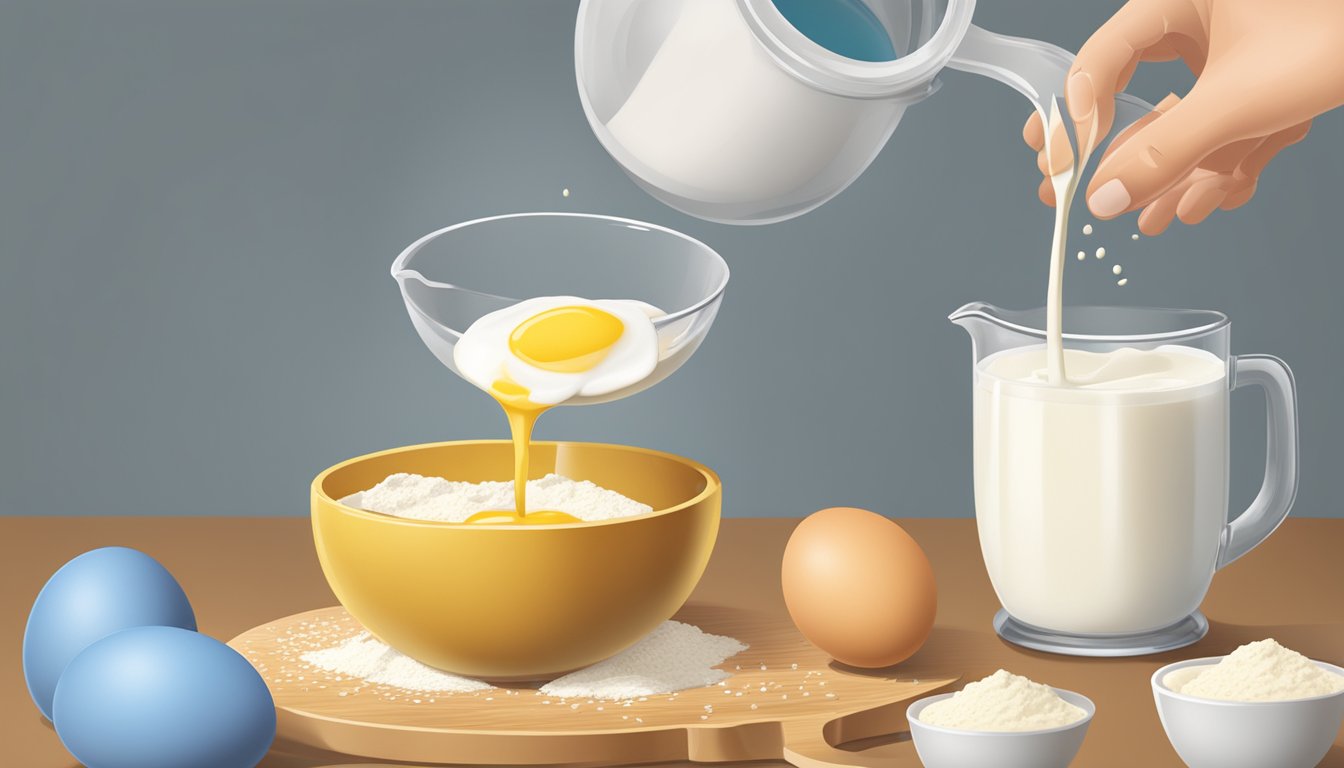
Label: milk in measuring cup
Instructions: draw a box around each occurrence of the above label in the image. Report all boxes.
[973,345,1228,635]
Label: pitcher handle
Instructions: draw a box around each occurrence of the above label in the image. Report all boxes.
[948,25,1155,132]
[1217,355,1299,570]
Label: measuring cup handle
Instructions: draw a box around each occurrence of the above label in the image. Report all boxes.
[1218,355,1299,570]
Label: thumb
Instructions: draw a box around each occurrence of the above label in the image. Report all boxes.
[1085,92,1230,219]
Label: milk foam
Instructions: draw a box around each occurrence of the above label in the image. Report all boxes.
[983,345,1226,394]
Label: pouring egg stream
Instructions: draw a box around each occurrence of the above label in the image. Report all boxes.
[452,296,662,524]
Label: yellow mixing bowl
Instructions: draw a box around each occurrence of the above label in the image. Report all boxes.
[311,440,721,680]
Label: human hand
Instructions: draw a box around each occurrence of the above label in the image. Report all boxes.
[1023,0,1344,234]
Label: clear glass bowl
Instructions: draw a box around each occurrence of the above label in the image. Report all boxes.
[391,213,730,405]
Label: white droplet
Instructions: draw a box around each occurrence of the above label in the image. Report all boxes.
[562,188,570,197]
[1117,278,1129,286]
[1076,251,1086,261]
[1095,247,1106,259]
[1131,233,1140,240]
[1082,224,1094,235]
[1113,264,1123,275]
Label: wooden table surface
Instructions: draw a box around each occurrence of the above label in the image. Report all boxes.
[5,517,1343,768]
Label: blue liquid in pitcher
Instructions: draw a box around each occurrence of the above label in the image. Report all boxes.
[771,0,897,62]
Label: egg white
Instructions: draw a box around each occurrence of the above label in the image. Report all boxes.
[453,296,661,405]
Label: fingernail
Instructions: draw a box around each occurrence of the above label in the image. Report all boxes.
[1066,72,1095,122]
[1089,179,1131,218]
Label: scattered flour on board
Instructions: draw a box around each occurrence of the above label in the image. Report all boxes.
[918,670,1086,732]
[1175,639,1344,702]
[301,633,491,693]
[539,621,747,699]
[300,621,746,699]
[341,472,652,522]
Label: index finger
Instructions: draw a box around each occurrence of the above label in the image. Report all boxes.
[1068,0,1202,153]
[1095,92,1181,165]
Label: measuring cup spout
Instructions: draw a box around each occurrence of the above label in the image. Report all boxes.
[949,301,1001,365]
[950,301,1001,352]
[949,301,1037,364]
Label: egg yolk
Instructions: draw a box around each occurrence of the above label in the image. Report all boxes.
[467,305,626,527]
[508,305,624,373]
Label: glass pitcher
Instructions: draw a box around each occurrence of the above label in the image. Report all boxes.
[950,303,1298,656]
[575,0,1154,224]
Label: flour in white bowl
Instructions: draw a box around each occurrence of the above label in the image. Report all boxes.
[341,472,652,522]
[300,620,746,699]
[1173,639,1344,702]
[918,670,1086,732]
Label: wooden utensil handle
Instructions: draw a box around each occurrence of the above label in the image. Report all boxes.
[781,718,922,768]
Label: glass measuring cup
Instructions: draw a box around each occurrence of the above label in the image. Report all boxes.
[575,0,1154,224]
[391,213,729,405]
[951,303,1299,656]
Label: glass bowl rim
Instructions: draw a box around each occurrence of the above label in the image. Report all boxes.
[391,211,731,336]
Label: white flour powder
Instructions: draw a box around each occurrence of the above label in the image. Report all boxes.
[300,620,746,699]
[342,472,652,522]
[1175,639,1344,702]
[301,632,492,693]
[538,620,746,699]
[918,670,1086,732]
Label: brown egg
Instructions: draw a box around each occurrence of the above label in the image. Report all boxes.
[781,507,937,668]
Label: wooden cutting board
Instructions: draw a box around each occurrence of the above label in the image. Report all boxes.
[229,605,957,767]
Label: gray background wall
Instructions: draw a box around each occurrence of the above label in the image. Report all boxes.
[2,0,1339,518]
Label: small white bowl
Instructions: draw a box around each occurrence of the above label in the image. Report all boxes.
[907,688,1095,768]
[1152,657,1344,768]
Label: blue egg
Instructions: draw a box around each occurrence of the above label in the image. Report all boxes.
[53,626,276,768]
[23,546,196,720]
